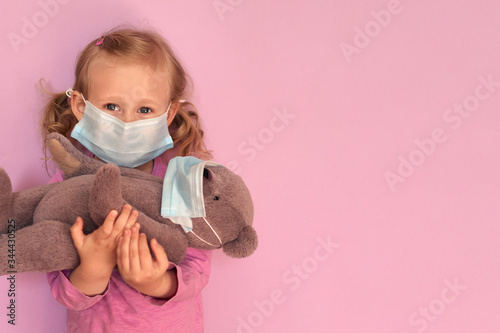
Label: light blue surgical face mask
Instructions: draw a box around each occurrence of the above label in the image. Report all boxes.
[69,90,174,168]
[161,156,222,247]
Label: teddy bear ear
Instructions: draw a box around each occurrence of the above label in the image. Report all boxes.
[222,226,258,258]
[203,167,222,197]
[204,167,218,180]
[47,134,81,176]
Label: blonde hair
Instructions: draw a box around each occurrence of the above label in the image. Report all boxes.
[40,26,212,162]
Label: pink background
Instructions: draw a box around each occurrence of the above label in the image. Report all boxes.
[1,0,500,332]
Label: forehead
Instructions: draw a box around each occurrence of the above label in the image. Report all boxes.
[87,53,171,98]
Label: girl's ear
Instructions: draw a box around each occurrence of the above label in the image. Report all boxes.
[167,101,179,125]
[70,90,86,121]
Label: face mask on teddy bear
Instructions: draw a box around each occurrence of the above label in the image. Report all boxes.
[161,156,223,248]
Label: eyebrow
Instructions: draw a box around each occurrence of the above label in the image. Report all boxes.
[137,98,162,106]
[99,96,162,107]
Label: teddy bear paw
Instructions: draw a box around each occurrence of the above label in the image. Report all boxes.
[0,169,13,234]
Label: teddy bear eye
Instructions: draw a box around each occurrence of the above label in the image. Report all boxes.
[214,196,219,201]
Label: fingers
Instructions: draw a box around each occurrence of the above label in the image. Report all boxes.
[96,209,118,239]
[118,223,142,272]
[110,204,138,240]
[150,238,169,271]
[118,223,158,276]
[97,204,139,242]
[128,225,141,272]
[117,228,131,273]
[138,233,153,270]
[124,209,139,230]
[70,217,84,249]
[117,225,171,292]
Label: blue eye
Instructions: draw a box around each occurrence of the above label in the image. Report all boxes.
[139,107,152,114]
[105,104,118,111]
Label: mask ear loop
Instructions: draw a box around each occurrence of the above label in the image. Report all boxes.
[190,217,222,248]
[166,101,172,117]
[66,89,88,105]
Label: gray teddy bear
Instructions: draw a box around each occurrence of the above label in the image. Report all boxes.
[0,133,257,275]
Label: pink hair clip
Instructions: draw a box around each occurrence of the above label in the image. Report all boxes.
[96,36,105,46]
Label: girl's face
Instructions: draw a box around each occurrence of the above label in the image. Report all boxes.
[71,54,177,124]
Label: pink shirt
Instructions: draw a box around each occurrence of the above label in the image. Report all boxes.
[46,154,212,333]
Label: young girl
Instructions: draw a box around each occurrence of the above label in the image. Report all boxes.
[42,27,213,333]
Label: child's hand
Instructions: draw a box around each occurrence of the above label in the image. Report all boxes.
[70,204,138,277]
[117,223,178,299]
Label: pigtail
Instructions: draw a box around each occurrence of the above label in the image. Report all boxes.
[39,81,78,167]
[170,101,212,161]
